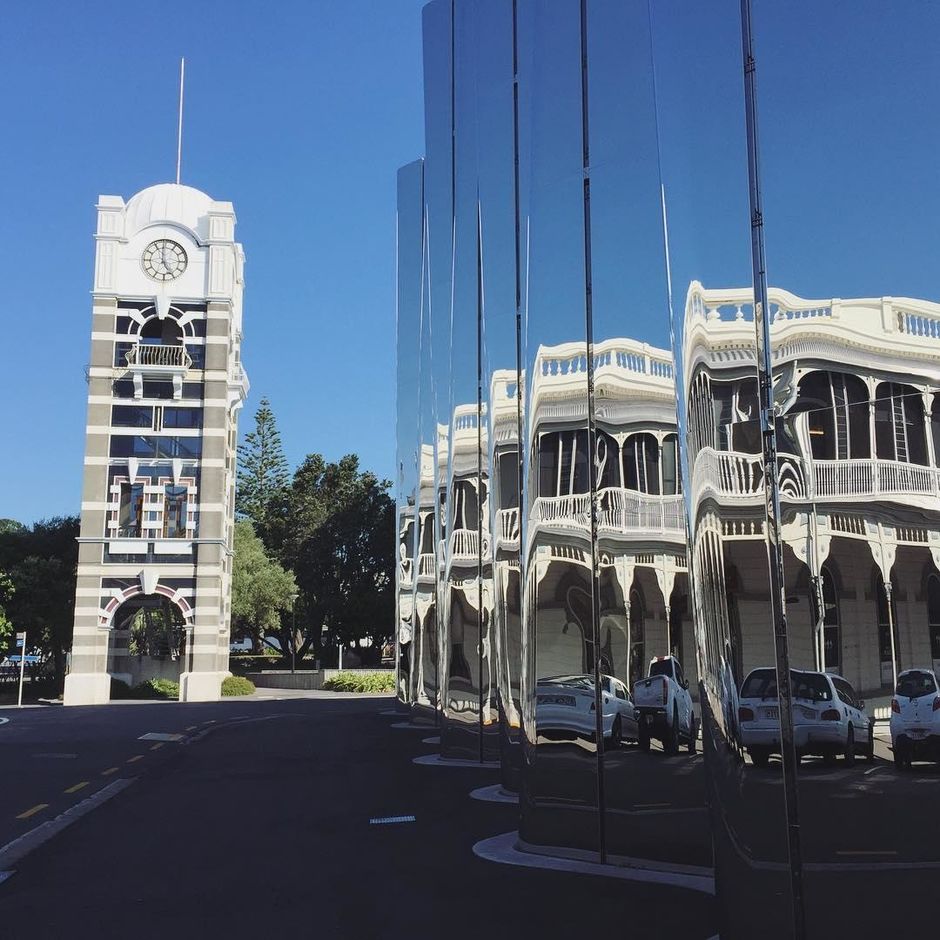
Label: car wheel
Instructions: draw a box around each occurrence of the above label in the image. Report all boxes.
[865,723,875,762]
[606,716,622,752]
[638,721,651,752]
[893,740,909,770]
[665,705,680,754]
[750,747,770,768]
[844,725,855,766]
[688,715,698,755]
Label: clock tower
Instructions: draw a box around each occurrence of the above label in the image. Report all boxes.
[64,183,249,705]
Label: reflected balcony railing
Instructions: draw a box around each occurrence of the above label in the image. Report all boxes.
[125,343,192,369]
[531,490,684,536]
[450,528,480,561]
[694,446,940,504]
[417,553,436,579]
[496,507,520,546]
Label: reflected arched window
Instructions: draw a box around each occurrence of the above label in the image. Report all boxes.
[874,382,927,465]
[139,316,184,346]
[538,430,590,496]
[629,588,645,688]
[793,371,870,460]
[662,433,680,495]
[622,433,660,495]
[596,430,620,489]
[928,575,940,663]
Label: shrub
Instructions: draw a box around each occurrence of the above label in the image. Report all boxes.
[221,675,256,696]
[132,678,180,700]
[323,671,395,693]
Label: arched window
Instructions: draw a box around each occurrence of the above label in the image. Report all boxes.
[875,382,927,465]
[595,430,620,490]
[139,316,184,346]
[622,433,660,495]
[662,433,680,495]
[629,588,645,688]
[928,575,940,664]
[793,371,870,460]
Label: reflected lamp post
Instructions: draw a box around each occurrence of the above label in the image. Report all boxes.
[289,593,298,674]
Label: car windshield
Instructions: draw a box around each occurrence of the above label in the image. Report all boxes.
[896,671,937,699]
[648,660,673,679]
[740,669,832,702]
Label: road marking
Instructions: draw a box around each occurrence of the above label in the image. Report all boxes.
[633,802,672,810]
[16,804,48,820]
[203,720,216,724]
[63,782,89,794]
[138,733,183,742]
[149,743,164,751]
[126,755,144,763]
[32,753,78,759]
[369,815,416,825]
[0,718,8,726]
[101,767,119,776]
[185,725,197,731]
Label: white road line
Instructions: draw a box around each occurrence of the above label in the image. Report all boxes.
[369,815,416,825]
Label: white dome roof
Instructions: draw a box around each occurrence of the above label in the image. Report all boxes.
[124,183,214,241]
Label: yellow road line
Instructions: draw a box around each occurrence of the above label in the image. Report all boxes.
[64,781,89,794]
[16,803,49,820]
[101,767,119,776]
[127,755,144,763]
[149,743,164,751]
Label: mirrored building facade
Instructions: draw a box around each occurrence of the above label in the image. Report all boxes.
[396,2,940,936]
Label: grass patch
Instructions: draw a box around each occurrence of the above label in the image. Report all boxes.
[323,671,395,693]
[221,675,256,696]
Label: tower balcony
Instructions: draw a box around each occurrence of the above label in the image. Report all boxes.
[125,342,192,371]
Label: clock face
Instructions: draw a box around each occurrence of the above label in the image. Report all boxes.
[142,239,188,281]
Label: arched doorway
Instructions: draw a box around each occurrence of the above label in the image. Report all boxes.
[629,587,645,688]
[108,594,190,695]
[928,574,940,676]
[821,566,840,674]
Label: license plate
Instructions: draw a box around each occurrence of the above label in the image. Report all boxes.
[909,728,927,737]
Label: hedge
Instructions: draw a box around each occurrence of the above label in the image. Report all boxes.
[221,675,256,696]
[323,671,395,693]
[132,678,180,700]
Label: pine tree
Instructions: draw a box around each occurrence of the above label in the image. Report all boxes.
[236,397,290,532]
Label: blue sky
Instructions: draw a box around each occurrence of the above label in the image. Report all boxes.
[2,1,940,525]
[0,0,426,524]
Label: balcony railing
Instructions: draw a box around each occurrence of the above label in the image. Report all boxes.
[125,343,192,369]
[417,553,436,578]
[694,448,939,503]
[531,491,684,536]
[450,528,480,559]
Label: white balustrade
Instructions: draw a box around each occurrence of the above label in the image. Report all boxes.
[125,343,191,368]
[897,309,940,339]
[497,508,520,543]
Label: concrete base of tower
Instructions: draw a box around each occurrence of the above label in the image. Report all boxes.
[179,671,223,702]
[63,672,112,706]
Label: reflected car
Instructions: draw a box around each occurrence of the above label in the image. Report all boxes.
[536,674,638,749]
[738,668,874,767]
[890,669,940,769]
[633,655,698,754]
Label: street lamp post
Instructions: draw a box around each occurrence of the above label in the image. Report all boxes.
[289,594,298,674]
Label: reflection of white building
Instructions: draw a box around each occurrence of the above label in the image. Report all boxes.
[526,337,691,692]
[65,184,248,705]
[685,282,940,699]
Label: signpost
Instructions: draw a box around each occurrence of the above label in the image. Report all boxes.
[15,631,26,707]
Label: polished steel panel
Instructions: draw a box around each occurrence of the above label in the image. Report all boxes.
[395,159,425,707]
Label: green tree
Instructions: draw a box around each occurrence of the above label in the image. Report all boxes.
[236,397,290,538]
[0,517,80,687]
[231,520,298,652]
[0,569,14,649]
[277,454,394,663]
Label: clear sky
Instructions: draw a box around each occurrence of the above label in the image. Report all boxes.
[0,0,426,524]
[3,1,940,525]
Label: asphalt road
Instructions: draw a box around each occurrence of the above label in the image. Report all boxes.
[0,695,717,940]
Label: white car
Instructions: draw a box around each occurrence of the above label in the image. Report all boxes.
[890,668,940,769]
[738,668,873,767]
[536,674,638,749]
[633,655,698,754]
